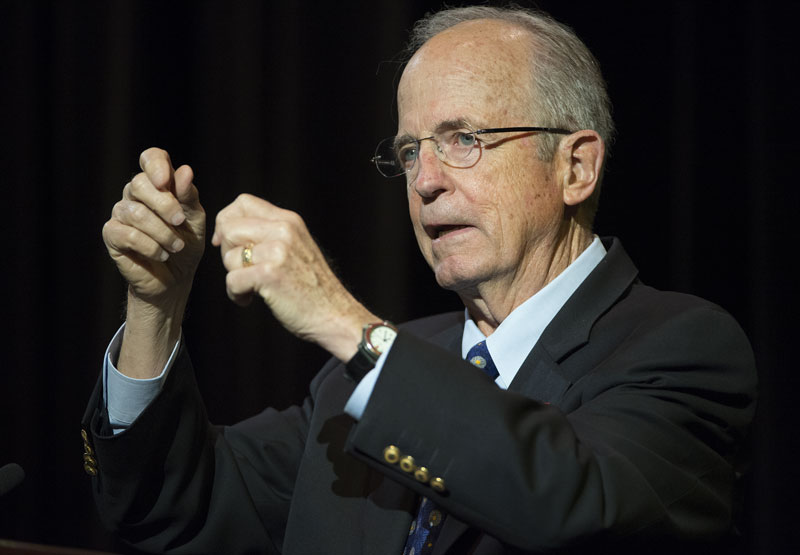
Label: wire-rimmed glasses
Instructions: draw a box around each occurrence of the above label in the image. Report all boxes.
[371,126,572,181]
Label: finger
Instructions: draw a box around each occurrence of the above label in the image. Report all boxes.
[221,242,292,308]
[111,200,186,254]
[127,172,186,227]
[225,267,261,307]
[139,147,175,192]
[212,194,284,245]
[214,217,279,255]
[103,219,170,262]
[221,241,274,272]
[174,165,200,209]
[211,197,250,247]
[221,244,244,272]
[214,206,304,251]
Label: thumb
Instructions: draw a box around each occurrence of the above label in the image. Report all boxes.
[173,165,205,239]
[174,165,201,210]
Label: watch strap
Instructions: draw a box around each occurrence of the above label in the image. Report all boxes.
[345,348,376,383]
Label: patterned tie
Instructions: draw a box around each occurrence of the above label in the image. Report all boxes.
[466,340,499,381]
[402,342,498,555]
[402,496,445,555]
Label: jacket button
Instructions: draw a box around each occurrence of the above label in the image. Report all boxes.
[399,455,416,473]
[81,429,93,455]
[81,428,97,474]
[383,445,401,464]
[414,466,430,483]
[430,477,446,493]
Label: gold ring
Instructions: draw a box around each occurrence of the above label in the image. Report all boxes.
[241,244,254,267]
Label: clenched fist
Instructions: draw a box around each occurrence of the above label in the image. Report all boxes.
[103,148,205,307]
[212,194,377,362]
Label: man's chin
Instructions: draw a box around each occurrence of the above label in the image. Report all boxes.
[433,264,485,295]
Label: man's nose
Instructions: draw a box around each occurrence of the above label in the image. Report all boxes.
[412,139,448,198]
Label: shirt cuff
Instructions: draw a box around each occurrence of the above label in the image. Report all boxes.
[102,323,180,433]
[343,346,391,421]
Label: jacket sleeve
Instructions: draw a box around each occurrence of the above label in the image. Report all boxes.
[344,302,757,552]
[82,340,339,554]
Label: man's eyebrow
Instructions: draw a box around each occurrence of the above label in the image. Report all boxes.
[394,133,416,146]
[396,119,477,144]
[433,119,473,134]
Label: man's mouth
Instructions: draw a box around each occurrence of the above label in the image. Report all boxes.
[429,224,469,240]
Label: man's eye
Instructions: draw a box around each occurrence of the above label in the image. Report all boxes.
[455,132,477,147]
[397,144,418,163]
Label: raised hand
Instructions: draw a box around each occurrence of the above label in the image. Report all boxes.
[103,148,205,306]
[212,194,377,362]
[102,148,206,378]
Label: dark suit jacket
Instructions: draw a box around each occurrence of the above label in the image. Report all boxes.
[82,238,757,554]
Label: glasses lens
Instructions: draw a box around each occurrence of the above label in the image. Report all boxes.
[441,130,479,166]
[373,137,407,178]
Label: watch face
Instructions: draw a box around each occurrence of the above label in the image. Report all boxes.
[368,325,398,354]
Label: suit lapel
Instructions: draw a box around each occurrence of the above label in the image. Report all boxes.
[509,238,638,404]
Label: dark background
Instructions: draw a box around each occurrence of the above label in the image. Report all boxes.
[1,0,796,553]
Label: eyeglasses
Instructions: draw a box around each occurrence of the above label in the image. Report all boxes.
[371,126,572,180]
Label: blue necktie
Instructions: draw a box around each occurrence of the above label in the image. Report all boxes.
[402,342,498,554]
[466,340,499,381]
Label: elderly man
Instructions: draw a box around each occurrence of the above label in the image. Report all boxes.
[83,6,756,555]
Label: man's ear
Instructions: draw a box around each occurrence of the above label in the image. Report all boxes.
[555,130,605,206]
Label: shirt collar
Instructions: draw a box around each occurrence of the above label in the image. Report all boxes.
[462,236,607,388]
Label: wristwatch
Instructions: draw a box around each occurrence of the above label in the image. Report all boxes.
[345,321,398,382]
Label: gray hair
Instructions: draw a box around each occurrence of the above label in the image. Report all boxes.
[405,5,615,221]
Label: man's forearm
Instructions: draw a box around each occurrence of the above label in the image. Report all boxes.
[117,288,186,379]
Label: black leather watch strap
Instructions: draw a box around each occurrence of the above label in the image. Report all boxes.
[344,349,375,383]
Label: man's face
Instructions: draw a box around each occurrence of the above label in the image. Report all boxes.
[398,20,567,299]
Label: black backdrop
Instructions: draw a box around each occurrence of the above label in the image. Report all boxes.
[1,1,797,553]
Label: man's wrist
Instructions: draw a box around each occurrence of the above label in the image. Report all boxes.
[345,321,398,383]
[118,290,187,379]
[315,305,382,362]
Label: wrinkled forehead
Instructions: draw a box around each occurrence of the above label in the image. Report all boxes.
[397,19,536,134]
